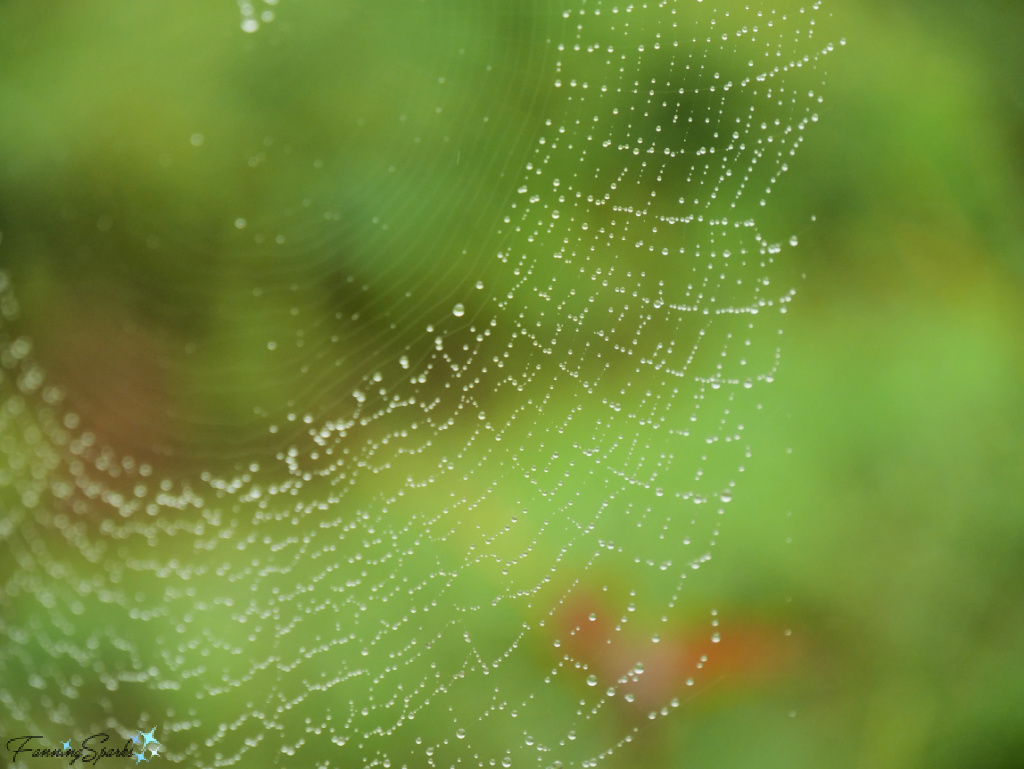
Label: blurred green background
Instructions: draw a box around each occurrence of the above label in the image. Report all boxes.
[1,1,1022,767]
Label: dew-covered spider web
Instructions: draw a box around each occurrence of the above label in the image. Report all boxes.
[0,1,835,766]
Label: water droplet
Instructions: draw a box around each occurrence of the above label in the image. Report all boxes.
[586,674,598,687]
[452,303,465,317]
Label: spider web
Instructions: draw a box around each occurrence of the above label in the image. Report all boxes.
[0,1,835,766]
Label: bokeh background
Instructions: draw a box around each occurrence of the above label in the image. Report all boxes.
[1,1,1022,767]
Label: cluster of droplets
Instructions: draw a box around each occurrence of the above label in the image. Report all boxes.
[0,2,836,767]
[238,0,278,33]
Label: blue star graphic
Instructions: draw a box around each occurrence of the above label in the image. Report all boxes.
[134,750,150,764]
[62,740,71,750]
[138,728,159,749]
